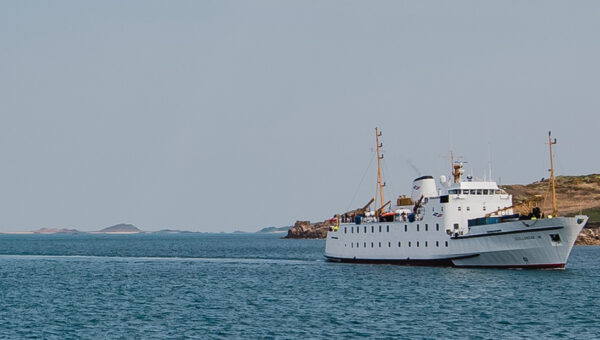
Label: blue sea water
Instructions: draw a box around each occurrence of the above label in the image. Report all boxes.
[0,233,599,339]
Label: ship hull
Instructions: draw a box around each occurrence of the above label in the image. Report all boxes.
[324,216,587,269]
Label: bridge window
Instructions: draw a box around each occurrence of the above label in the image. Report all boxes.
[477,189,482,195]
[483,189,489,195]
[470,190,476,195]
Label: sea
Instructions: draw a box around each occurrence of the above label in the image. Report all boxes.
[0,233,599,339]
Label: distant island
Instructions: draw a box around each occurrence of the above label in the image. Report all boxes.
[285,174,600,245]
[95,223,143,234]
[2,223,291,235]
[256,226,291,234]
[33,227,81,234]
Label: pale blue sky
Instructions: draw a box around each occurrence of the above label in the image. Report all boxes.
[1,1,599,231]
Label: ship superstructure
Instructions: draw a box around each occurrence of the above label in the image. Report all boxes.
[324,130,587,268]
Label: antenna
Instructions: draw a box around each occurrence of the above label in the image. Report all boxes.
[488,143,492,181]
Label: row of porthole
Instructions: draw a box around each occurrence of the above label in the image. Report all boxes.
[345,224,442,234]
[349,240,449,248]
[346,225,390,234]
[457,206,503,212]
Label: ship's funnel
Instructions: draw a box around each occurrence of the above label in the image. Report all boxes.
[411,176,437,201]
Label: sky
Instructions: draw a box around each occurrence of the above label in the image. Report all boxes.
[1,1,599,232]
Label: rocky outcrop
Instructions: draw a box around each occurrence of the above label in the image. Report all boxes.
[284,220,335,239]
[576,224,600,245]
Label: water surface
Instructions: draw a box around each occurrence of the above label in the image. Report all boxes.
[1,234,598,339]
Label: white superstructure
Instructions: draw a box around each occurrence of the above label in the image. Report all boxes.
[324,131,587,269]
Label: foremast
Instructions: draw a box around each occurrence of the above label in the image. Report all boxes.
[374,128,387,217]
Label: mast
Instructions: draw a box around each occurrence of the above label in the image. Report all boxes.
[451,151,463,183]
[548,131,558,217]
[375,128,385,215]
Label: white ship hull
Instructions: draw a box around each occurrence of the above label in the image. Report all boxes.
[325,216,587,269]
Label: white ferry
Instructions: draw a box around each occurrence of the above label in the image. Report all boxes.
[325,130,588,268]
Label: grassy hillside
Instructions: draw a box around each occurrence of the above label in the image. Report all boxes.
[502,174,600,223]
